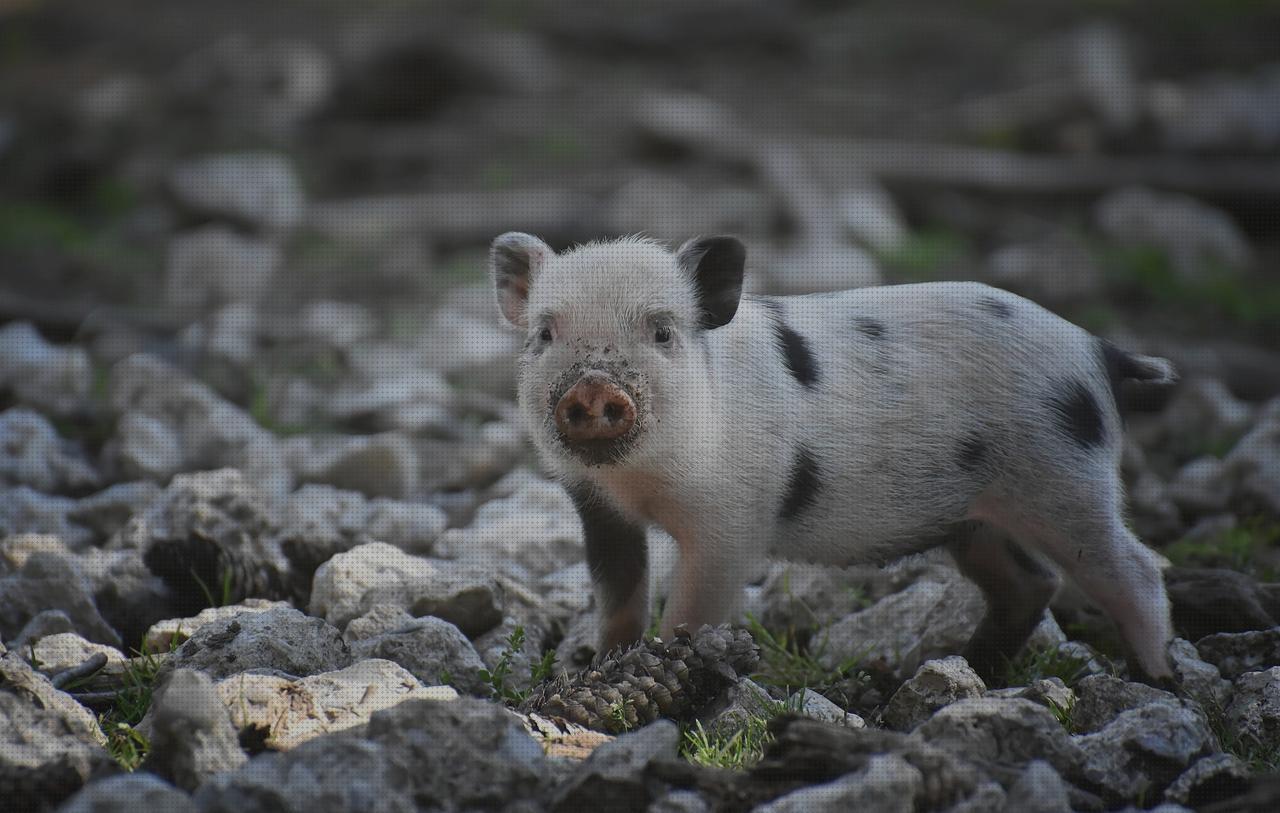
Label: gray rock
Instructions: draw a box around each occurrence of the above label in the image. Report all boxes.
[818,572,985,678]
[1167,567,1276,641]
[1224,398,1280,516]
[552,720,680,812]
[1003,760,1072,813]
[352,616,487,695]
[987,234,1103,304]
[164,226,281,309]
[11,609,76,651]
[789,687,865,728]
[754,753,923,813]
[948,781,1007,813]
[342,604,416,643]
[165,607,350,680]
[699,678,776,738]
[309,542,504,637]
[168,152,304,231]
[0,486,94,549]
[0,649,111,811]
[1170,638,1233,711]
[285,433,419,500]
[0,321,93,416]
[1095,186,1253,278]
[988,678,1076,720]
[30,633,127,677]
[0,551,121,647]
[1168,457,1234,515]
[912,697,1085,781]
[1150,64,1280,152]
[0,408,100,494]
[1163,753,1250,808]
[437,478,583,580]
[761,240,881,296]
[1077,702,1216,803]
[758,561,895,633]
[1072,675,1181,734]
[1197,628,1280,679]
[1225,667,1280,753]
[56,773,198,813]
[279,485,446,562]
[883,656,987,731]
[836,182,908,254]
[143,599,289,654]
[144,668,247,790]
[649,790,709,813]
[68,482,163,541]
[114,413,184,481]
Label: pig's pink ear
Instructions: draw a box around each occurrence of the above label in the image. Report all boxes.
[491,232,553,327]
[677,236,745,330]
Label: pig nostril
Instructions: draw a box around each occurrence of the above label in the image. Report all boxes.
[603,402,623,423]
[566,404,587,424]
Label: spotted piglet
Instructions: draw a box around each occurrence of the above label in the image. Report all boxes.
[490,233,1178,684]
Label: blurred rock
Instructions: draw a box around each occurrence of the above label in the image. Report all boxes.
[351,616,486,695]
[298,300,378,350]
[1166,567,1276,641]
[114,412,183,481]
[987,233,1103,304]
[1225,667,1280,753]
[1197,628,1280,680]
[325,369,456,433]
[1169,638,1233,712]
[67,481,162,541]
[836,182,908,254]
[144,668,247,791]
[143,599,289,654]
[309,541,504,636]
[284,433,418,500]
[1224,398,1280,516]
[1003,759,1072,813]
[164,226,281,309]
[0,551,120,647]
[1168,457,1233,515]
[758,240,882,296]
[216,658,456,751]
[56,773,198,813]
[757,752,925,813]
[437,478,582,580]
[818,569,984,678]
[606,173,772,239]
[416,306,519,395]
[168,152,305,231]
[1163,754,1250,809]
[164,606,350,681]
[0,321,93,416]
[882,656,986,731]
[9,609,76,651]
[1076,702,1215,803]
[552,719,680,812]
[0,408,100,494]
[1071,675,1182,734]
[341,604,414,643]
[1148,64,1280,153]
[1095,186,1253,278]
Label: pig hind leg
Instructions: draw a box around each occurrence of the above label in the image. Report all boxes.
[948,521,1060,684]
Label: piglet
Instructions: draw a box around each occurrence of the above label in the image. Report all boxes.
[491,233,1177,684]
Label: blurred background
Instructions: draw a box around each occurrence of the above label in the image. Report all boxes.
[1,0,1278,541]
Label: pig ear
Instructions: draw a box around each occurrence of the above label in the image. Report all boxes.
[677,236,745,330]
[490,232,553,327]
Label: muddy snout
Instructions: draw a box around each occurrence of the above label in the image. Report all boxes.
[554,373,637,450]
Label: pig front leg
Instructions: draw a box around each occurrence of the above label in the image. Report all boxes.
[567,482,650,655]
[658,519,765,641]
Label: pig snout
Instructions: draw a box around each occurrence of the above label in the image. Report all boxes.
[554,374,637,447]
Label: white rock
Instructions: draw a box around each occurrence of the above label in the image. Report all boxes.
[168,152,305,231]
[164,226,281,308]
[0,321,93,416]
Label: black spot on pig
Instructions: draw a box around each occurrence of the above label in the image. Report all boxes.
[1005,540,1054,579]
[567,482,647,615]
[956,433,987,472]
[1047,380,1106,448]
[977,297,1013,319]
[855,317,885,339]
[779,446,821,520]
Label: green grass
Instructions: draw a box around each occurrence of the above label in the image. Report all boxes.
[873,227,972,282]
[744,614,869,698]
[680,692,801,771]
[1164,517,1280,581]
[97,643,171,771]
[1204,697,1280,774]
[1001,644,1097,689]
[479,625,559,705]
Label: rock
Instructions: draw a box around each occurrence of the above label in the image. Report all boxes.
[1149,64,1280,152]
[144,668,247,790]
[30,633,126,677]
[216,659,456,751]
[836,182,908,254]
[1224,398,1280,516]
[1168,457,1234,515]
[755,752,924,813]
[84,549,177,657]
[1096,186,1253,278]
[606,174,772,241]
[883,656,987,731]
[437,478,582,580]
[1197,628,1280,680]
[414,306,520,397]
[168,152,305,231]
[700,678,776,738]
[989,678,1077,720]
[278,484,446,565]
[650,790,710,813]
[1163,753,1250,808]
[1072,675,1181,734]
[67,482,162,541]
[164,225,281,309]
[1003,760,1072,813]
[1169,638,1233,711]
[818,572,985,678]
[0,649,112,810]
[10,609,76,651]
[987,234,1104,304]
[124,469,294,614]
[164,607,350,680]
[1158,378,1255,454]
[56,773,198,813]
[789,688,865,728]
[0,551,121,647]
[0,408,100,494]
[912,697,1085,781]
[761,240,881,296]
[757,561,895,633]
[552,720,681,812]
[351,616,487,695]
[1225,667,1280,753]
[108,355,290,498]
[1166,567,1276,642]
[285,433,419,500]
[0,321,93,416]
[1077,702,1215,803]
[0,488,94,549]
[143,599,290,654]
[114,413,184,481]
[309,542,504,637]
[324,369,456,433]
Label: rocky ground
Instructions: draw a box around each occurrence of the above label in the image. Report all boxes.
[3,0,1280,810]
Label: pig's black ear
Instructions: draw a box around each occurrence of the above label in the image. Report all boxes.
[677,236,745,330]
[491,232,553,327]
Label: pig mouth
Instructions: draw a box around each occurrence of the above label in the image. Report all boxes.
[545,363,646,466]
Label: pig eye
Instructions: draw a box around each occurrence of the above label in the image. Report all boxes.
[654,325,673,344]
[538,326,553,343]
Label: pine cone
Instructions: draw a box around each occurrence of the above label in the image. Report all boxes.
[520,625,760,733]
